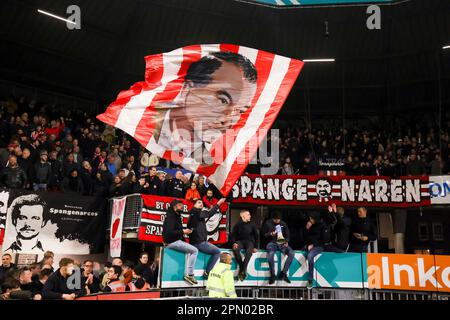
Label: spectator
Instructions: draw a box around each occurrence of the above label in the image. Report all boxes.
[122,262,134,286]
[168,171,185,198]
[187,198,226,277]
[406,153,427,175]
[103,265,126,293]
[18,267,41,300]
[30,150,52,191]
[0,253,17,285]
[331,206,351,252]
[162,199,198,285]
[261,211,294,284]
[126,265,150,291]
[0,155,27,189]
[48,151,63,191]
[61,169,84,194]
[1,278,32,301]
[185,181,201,203]
[62,153,80,178]
[230,210,259,282]
[80,260,100,294]
[304,211,325,289]
[349,207,377,253]
[146,166,162,195]
[203,189,218,209]
[196,176,207,198]
[29,263,41,282]
[42,258,85,300]
[31,268,53,296]
[101,257,124,289]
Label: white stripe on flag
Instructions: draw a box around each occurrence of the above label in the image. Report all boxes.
[238,46,258,65]
[209,54,291,189]
[115,48,183,136]
[201,44,220,57]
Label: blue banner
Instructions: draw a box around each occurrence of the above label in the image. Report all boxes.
[253,0,391,6]
[161,248,366,288]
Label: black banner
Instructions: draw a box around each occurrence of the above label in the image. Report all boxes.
[1,189,106,255]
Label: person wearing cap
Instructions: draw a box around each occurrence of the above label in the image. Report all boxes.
[304,211,325,289]
[261,211,294,284]
[30,150,52,191]
[162,199,198,285]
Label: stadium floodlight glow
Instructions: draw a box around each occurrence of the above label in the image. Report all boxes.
[37,9,77,25]
[443,45,450,50]
[302,59,335,63]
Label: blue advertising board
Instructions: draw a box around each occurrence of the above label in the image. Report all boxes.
[161,248,367,289]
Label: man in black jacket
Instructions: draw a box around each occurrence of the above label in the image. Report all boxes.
[162,199,198,285]
[30,150,52,191]
[42,258,86,300]
[231,210,259,281]
[187,198,226,277]
[146,166,162,195]
[332,206,351,251]
[349,207,377,253]
[261,211,294,284]
[168,171,185,198]
[0,155,27,189]
[304,211,325,288]
[0,253,16,285]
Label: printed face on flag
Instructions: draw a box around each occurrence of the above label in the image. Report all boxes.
[97,44,303,196]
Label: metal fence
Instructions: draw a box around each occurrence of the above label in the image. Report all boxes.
[158,287,449,300]
[107,194,143,231]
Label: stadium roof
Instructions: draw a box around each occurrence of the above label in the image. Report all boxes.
[0,0,449,116]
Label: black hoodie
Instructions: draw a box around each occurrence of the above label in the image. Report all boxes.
[187,205,219,245]
[162,200,184,244]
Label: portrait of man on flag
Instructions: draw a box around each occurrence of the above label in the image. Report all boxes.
[97,44,303,196]
[150,51,258,165]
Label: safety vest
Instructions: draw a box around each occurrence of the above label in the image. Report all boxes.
[107,280,126,293]
[127,281,151,292]
[206,263,237,298]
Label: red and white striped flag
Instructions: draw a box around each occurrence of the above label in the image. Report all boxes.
[97,44,303,196]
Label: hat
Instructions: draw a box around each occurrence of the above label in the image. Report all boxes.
[40,150,48,156]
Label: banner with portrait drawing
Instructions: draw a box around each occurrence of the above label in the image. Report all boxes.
[1,189,105,256]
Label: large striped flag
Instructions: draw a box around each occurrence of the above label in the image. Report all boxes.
[97,44,303,196]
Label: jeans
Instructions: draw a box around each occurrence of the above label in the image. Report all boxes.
[33,183,47,191]
[266,242,295,277]
[348,244,368,253]
[307,246,324,282]
[167,240,198,276]
[194,241,221,274]
[232,240,254,274]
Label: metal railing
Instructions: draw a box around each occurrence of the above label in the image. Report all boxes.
[157,287,449,300]
[107,194,143,231]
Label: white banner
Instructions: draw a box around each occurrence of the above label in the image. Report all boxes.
[109,197,126,258]
[429,175,450,204]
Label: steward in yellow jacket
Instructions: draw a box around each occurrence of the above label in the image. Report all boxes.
[206,252,237,298]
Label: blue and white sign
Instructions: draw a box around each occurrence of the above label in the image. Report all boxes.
[429,176,450,205]
[161,248,367,289]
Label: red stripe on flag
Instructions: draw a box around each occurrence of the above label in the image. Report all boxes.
[220,44,239,53]
[196,50,276,177]
[97,81,147,127]
[133,45,202,147]
[219,58,304,195]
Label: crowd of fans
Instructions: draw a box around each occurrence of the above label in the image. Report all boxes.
[1,94,449,199]
[0,250,159,300]
[275,120,450,177]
